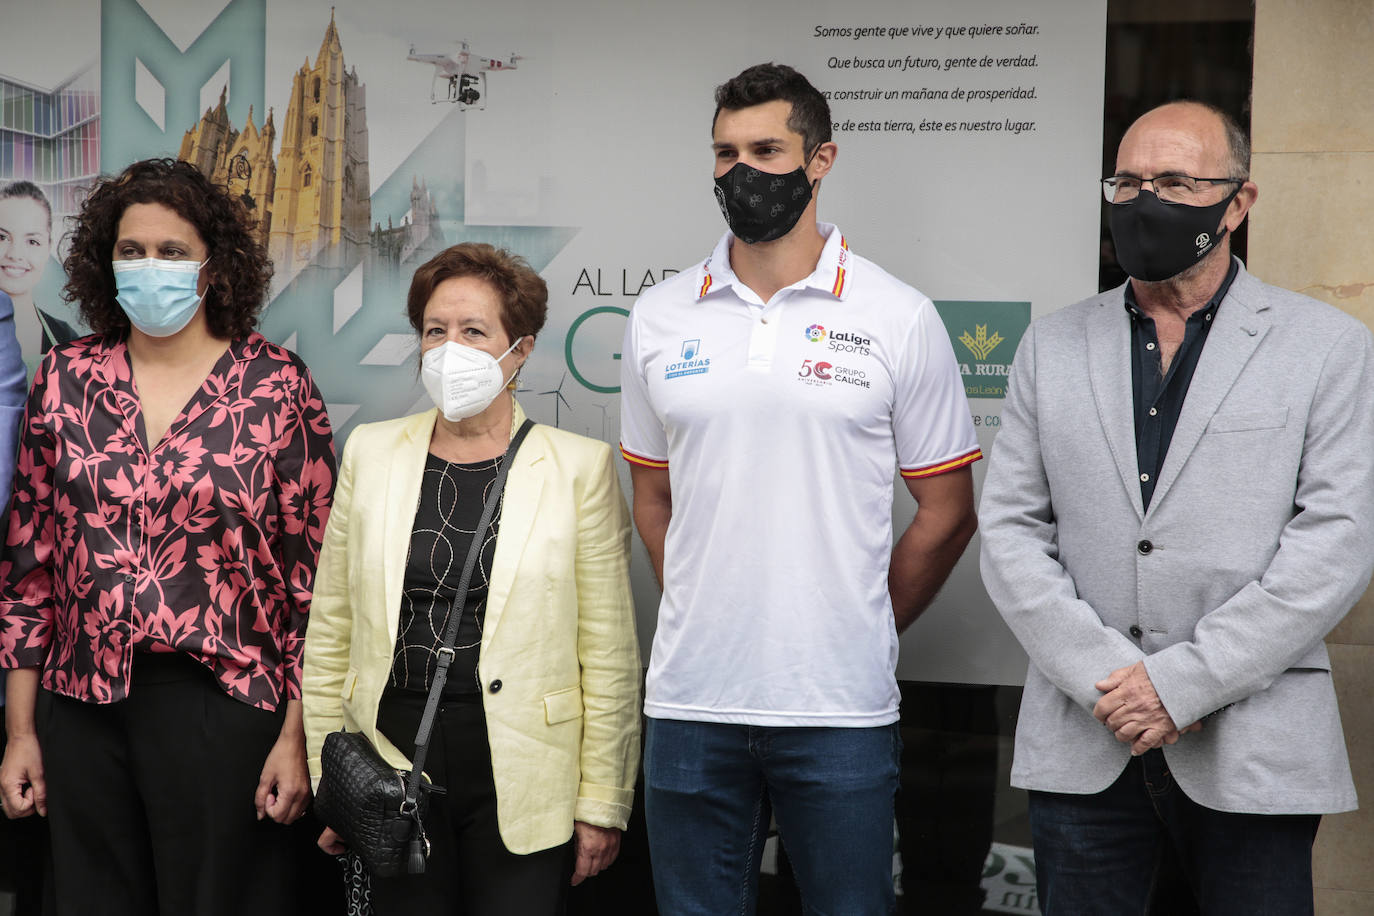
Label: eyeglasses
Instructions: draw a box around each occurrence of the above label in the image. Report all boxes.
[1101,174,1243,204]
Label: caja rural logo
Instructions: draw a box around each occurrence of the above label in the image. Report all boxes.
[932,300,1032,401]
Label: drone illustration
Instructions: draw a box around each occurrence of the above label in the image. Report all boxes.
[407,41,522,108]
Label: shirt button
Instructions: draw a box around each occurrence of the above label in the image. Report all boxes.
[123,573,136,583]
[1205,313,1213,321]
[1137,539,1153,555]
[1146,342,1156,351]
[1129,625,1144,638]
[488,679,502,694]
[1140,473,1150,482]
[1148,407,1158,417]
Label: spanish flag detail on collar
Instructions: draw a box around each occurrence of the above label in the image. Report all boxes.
[831,236,849,298]
[697,256,715,300]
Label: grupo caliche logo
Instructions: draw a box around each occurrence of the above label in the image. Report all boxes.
[798,359,870,389]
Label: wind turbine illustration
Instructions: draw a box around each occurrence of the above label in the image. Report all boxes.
[539,372,572,428]
[592,402,611,440]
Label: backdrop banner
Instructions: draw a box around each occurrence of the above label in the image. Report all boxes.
[1,0,1106,683]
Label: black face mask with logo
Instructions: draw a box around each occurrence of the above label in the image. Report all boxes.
[713,159,816,245]
[1108,187,1241,282]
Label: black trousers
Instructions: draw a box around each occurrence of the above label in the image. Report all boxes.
[38,652,295,916]
[371,689,572,916]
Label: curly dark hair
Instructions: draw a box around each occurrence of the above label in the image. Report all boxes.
[62,158,272,339]
[406,243,548,343]
[713,63,832,156]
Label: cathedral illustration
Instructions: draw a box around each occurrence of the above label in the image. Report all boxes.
[369,176,448,275]
[178,11,372,290]
[177,87,276,241]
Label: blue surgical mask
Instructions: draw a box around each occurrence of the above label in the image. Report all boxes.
[112,257,209,337]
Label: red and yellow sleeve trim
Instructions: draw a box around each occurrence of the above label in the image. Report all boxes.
[620,445,669,469]
[900,448,982,479]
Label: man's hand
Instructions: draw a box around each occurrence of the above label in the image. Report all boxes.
[1093,661,1194,755]
[571,821,621,886]
[254,700,310,824]
[0,733,45,819]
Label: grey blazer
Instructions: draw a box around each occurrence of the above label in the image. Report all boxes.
[979,261,1374,815]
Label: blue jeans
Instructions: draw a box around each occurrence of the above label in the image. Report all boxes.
[1029,749,1320,916]
[644,717,900,916]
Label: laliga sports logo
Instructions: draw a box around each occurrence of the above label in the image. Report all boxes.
[805,324,827,343]
[1195,232,1211,253]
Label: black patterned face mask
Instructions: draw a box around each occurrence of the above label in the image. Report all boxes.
[713,159,816,244]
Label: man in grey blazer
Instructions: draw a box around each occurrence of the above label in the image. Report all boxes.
[980,100,1374,915]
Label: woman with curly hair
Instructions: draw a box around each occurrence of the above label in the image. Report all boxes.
[0,158,337,915]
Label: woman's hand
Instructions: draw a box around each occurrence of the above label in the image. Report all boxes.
[0,733,45,819]
[318,826,348,855]
[1,669,46,819]
[570,821,621,885]
[254,699,310,824]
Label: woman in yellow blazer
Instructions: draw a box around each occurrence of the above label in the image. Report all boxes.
[301,243,640,914]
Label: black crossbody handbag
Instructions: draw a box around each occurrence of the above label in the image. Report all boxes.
[314,419,535,877]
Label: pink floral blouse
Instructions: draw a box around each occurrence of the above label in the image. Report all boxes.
[0,333,336,710]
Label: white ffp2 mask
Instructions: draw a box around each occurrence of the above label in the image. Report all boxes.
[420,337,523,421]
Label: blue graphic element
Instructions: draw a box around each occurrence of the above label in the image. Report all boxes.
[101,0,266,171]
[681,339,699,360]
[259,108,577,440]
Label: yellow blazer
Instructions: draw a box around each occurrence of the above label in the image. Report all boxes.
[302,401,640,854]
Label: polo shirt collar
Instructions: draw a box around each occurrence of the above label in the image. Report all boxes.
[696,222,852,303]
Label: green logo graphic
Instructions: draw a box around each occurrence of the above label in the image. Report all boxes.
[933,301,1031,400]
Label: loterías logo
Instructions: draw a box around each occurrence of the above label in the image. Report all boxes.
[805,324,827,343]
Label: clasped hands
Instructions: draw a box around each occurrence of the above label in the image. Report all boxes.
[1093,661,1201,756]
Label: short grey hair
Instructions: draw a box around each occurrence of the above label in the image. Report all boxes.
[1171,99,1250,180]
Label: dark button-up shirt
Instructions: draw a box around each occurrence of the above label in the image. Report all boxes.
[0,333,336,709]
[1127,258,1238,510]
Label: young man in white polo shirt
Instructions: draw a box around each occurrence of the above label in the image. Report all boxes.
[619,62,980,914]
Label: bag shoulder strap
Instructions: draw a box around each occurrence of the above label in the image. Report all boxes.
[404,418,535,803]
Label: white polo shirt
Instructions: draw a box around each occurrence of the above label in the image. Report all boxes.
[620,224,980,727]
